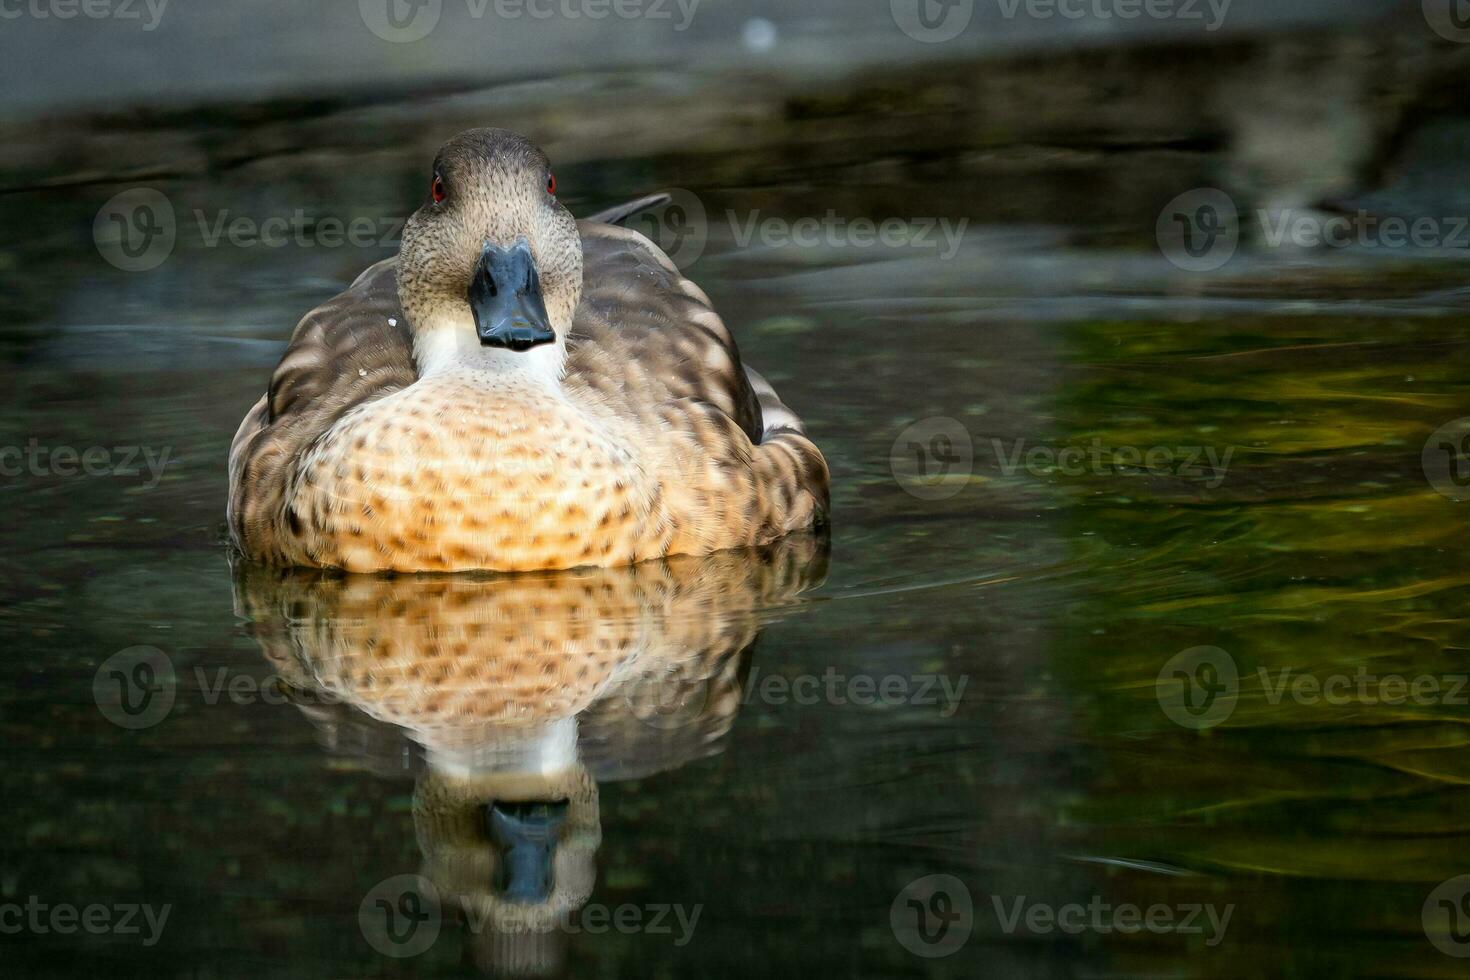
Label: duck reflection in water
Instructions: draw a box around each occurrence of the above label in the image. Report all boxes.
[232,534,828,975]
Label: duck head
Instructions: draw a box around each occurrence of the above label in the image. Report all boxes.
[398,128,582,380]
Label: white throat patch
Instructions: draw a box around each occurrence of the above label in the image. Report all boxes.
[413,310,567,385]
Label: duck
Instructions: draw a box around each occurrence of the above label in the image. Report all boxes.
[228,128,830,573]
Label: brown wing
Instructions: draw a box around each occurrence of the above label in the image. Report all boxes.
[567,221,829,549]
[227,257,413,556]
[568,221,764,443]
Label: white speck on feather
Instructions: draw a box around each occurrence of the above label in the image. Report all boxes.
[388,318,398,327]
[358,368,367,377]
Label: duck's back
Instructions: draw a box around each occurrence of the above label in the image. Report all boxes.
[567,221,763,442]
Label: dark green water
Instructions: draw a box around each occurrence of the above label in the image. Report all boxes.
[5,160,1470,979]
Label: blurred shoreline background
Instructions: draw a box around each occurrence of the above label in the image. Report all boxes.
[7,2,1470,371]
[0,1,1411,118]
[3,0,1465,216]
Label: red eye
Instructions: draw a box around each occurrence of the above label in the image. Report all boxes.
[431,174,446,204]
[547,173,557,196]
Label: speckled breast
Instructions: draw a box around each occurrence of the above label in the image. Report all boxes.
[288,376,670,572]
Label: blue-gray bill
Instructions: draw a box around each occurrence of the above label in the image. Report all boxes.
[468,239,556,351]
[486,799,571,904]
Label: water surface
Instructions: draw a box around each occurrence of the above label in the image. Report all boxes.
[4,142,1470,979]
